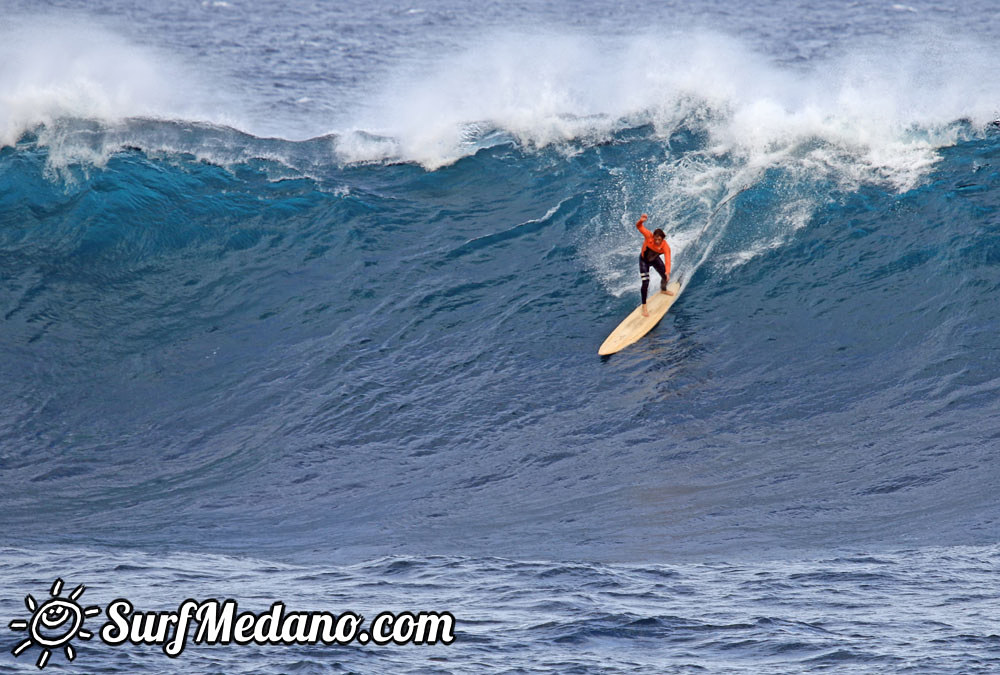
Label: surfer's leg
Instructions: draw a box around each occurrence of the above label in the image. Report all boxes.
[652,257,667,292]
[639,257,651,305]
[650,256,674,296]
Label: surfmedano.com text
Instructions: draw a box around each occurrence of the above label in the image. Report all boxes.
[101,599,456,656]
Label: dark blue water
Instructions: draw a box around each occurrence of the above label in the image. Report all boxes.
[2,1,1000,672]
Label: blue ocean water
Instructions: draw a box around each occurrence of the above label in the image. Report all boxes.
[2,0,1000,672]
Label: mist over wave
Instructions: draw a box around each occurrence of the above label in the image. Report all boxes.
[0,16,244,149]
[341,28,1000,173]
[4,14,998,173]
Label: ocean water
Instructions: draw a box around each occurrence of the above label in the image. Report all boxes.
[2,0,999,672]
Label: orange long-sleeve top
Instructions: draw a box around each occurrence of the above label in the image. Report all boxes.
[637,218,671,276]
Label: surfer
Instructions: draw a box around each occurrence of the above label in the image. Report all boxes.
[636,213,673,317]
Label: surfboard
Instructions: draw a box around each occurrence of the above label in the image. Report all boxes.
[598,281,682,355]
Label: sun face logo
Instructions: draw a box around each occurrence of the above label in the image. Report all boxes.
[8,579,101,669]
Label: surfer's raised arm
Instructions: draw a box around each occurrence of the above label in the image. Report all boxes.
[636,213,650,234]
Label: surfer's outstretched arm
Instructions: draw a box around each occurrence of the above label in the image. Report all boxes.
[636,213,650,236]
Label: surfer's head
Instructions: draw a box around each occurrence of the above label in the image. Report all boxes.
[653,228,665,243]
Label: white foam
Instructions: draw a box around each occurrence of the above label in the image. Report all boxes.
[340,28,999,177]
[0,15,236,149]
[6,18,996,181]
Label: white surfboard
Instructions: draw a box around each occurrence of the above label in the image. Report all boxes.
[598,281,682,355]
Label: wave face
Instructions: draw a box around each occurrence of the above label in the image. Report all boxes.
[2,110,999,562]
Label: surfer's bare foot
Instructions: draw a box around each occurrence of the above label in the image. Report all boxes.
[641,306,649,317]
[664,289,675,296]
